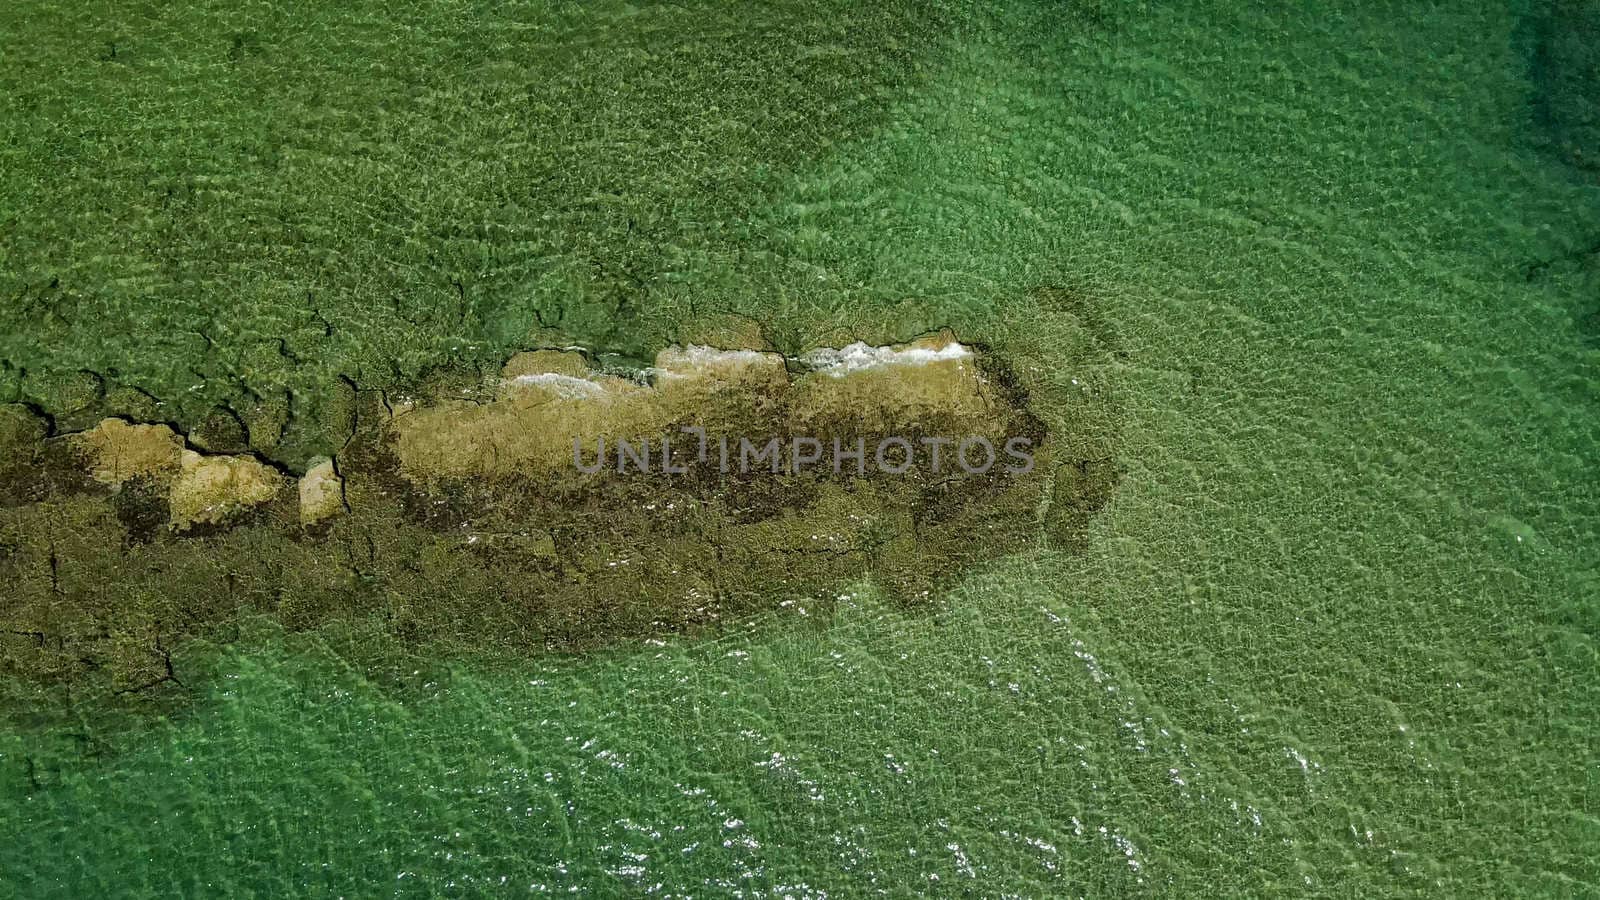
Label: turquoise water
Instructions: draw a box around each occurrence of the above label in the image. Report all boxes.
[2,1,1597,895]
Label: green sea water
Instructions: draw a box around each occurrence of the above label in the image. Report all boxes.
[2,1,1597,896]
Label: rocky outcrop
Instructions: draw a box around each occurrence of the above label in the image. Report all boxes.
[169,450,281,528]
[0,332,1120,703]
[298,457,346,526]
[71,419,284,529]
[389,331,1015,484]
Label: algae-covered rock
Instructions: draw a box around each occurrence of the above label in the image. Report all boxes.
[25,370,103,428]
[0,404,49,503]
[363,333,1059,632]
[100,385,165,424]
[0,403,47,454]
[240,392,291,453]
[0,330,1120,706]
[674,313,774,352]
[190,405,250,453]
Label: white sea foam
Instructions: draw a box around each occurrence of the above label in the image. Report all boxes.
[505,372,609,399]
[507,341,967,394]
[801,341,972,376]
[649,345,779,379]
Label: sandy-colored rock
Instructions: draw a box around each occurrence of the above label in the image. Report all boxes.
[500,349,593,381]
[74,419,185,485]
[69,418,287,529]
[298,457,346,526]
[788,331,998,432]
[388,333,1014,483]
[168,449,282,527]
[649,346,790,426]
[652,345,786,381]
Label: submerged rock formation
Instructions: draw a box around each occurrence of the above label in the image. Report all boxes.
[388,331,1014,484]
[0,331,1120,701]
[354,331,1055,624]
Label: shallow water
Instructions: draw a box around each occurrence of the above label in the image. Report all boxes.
[2,1,1597,896]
